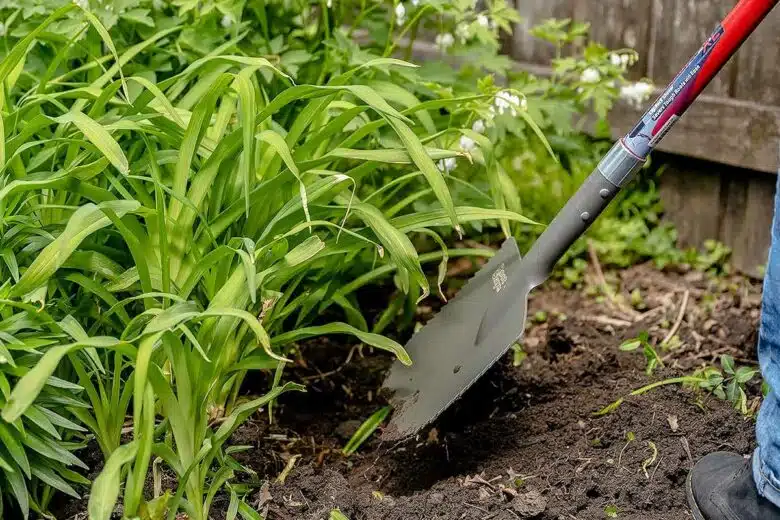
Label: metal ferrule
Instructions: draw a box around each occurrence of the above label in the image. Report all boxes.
[596,141,646,188]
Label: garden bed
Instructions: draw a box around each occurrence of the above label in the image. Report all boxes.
[55,261,762,520]
[234,262,761,519]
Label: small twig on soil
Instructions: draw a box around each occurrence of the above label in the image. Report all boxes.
[299,345,357,382]
[638,305,667,322]
[464,503,492,515]
[688,346,738,362]
[587,240,642,320]
[575,457,593,473]
[680,437,694,466]
[651,456,664,481]
[276,454,301,484]
[588,239,608,291]
[661,290,690,347]
[464,474,496,490]
[581,315,633,328]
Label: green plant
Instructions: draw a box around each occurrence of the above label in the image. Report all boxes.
[330,509,351,520]
[619,332,664,376]
[596,354,760,418]
[343,406,390,455]
[695,355,759,415]
[0,1,542,518]
[512,343,527,366]
[0,311,91,519]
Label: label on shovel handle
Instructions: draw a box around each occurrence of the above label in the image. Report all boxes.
[623,24,724,159]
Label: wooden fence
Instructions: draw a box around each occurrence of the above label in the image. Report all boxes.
[504,0,780,276]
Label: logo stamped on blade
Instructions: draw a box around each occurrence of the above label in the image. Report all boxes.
[492,264,508,293]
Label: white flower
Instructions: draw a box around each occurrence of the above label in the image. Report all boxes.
[72,0,89,9]
[327,0,332,7]
[395,3,406,25]
[221,14,234,28]
[493,91,523,117]
[411,0,420,5]
[437,157,457,173]
[580,67,601,84]
[610,53,622,67]
[435,32,454,51]
[472,119,486,134]
[621,54,631,67]
[459,135,476,152]
[455,23,470,44]
[619,81,655,108]
[520,97,528,111]
[477,14,489,28]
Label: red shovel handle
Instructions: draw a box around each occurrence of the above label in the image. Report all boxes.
[621,0,778,160]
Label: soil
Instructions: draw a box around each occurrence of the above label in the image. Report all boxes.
[56,261,765,520]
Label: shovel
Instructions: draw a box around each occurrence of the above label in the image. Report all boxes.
[381,0,778,441]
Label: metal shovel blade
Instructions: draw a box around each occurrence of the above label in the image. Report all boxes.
[381,238,530,441]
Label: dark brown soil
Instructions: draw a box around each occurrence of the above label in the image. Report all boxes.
[56,262,764,520]
[229,263,763,520]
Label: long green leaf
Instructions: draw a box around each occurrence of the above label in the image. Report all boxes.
[342,406,390,456]
[272,323,410,365]
[391,206,540,232]
[0,5,75,84]
[56,111,129,174]
[88,441,139,520]
[0,422,30,478]
[12,201,140,297]
[351,202,428,300]
[235,70,257,216]
[2,337,128,422]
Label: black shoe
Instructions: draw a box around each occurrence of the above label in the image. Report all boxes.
[687,451,780,520]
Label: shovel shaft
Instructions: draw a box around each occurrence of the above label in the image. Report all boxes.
[524,0,778,280]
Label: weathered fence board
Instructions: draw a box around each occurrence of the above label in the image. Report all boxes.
[720,168,775,275]
[658,161,723,250]
[659,157,775,277]
[509,0,573,63]
[650,0,735,97]
[734,19,780,105]
[571,0,653,80]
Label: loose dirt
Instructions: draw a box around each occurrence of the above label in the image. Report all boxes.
[56,262,764,520]
[230,263,763,520]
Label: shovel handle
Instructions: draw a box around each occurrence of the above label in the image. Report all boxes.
[524,0,778,281]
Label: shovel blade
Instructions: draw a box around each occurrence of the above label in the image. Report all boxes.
[381,238,529,441]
